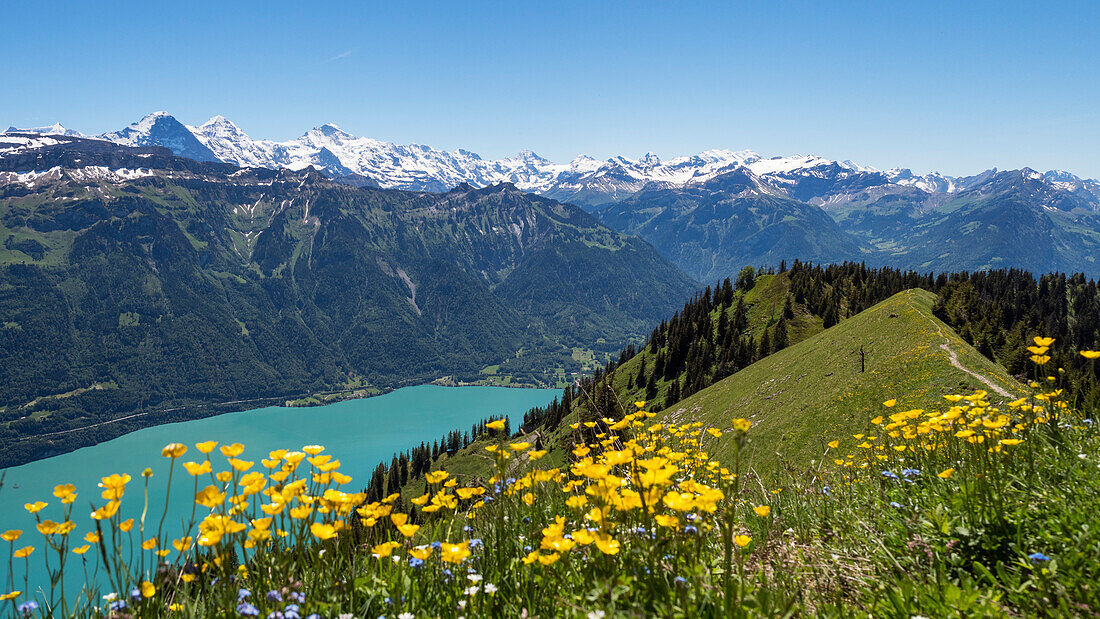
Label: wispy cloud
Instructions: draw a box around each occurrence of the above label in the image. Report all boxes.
[324,49,356,63]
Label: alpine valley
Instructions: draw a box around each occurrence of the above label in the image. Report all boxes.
[0,133,696,466]
[4,112,1100,466]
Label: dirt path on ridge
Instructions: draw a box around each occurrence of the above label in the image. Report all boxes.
[904,290,1013,398]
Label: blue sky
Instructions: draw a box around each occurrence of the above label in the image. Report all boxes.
[3,1,1099,177]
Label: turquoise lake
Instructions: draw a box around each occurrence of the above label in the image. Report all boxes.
[0,384,560,601]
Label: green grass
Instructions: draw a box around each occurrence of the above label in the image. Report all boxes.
[663,288,1025,472]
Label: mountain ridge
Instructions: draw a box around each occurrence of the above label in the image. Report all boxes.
[0,135,698,467]
[9,112,1099,210]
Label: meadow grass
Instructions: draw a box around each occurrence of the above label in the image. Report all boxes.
[2,343,1099,618]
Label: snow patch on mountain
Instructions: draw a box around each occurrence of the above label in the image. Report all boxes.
[4,123,83,137]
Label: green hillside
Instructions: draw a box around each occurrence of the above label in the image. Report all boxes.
[406,287,1026,491]
[0,139,699,467]
[662,288,1025,471]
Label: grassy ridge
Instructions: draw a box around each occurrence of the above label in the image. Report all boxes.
[667,288,1024,471]
[399,287,1024,489]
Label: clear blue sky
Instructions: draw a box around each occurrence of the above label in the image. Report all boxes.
[3,1,1099,177]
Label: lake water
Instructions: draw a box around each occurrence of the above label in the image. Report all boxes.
[0,384,560,602]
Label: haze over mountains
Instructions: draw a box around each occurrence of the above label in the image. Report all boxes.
[8,111,1100,281]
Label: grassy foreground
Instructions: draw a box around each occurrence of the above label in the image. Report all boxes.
[2,344,1100,617]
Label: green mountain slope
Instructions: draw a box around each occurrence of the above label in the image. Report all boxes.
[0,138,698,466]
[595,169,867,282]
[661,288,1024,471]
[370,264,1099,507]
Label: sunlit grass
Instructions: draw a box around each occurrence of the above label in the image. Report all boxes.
[3,341,1099,617]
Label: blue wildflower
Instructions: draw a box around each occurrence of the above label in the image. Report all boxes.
[288,591,305,603]
[238,589,252,601]
[18,601,39,616]
[266,590,283,603]
[823,486,831,496]
[469,538,484,549]
[902,468,921,477]
[130,587,142,601]
[684,525,698,534]
[266,613,285,619]
[409,557,425,568]
[674,576,689,587]
[431,541,442,549]
[237,602,260,617]
[108,601,127,612]
[881,470,898,480]
[1029,552,1051,562]
[284,605,301,619]
[889,501,902,508]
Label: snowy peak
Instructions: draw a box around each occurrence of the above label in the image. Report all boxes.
[4,123,83,137]
[54,111,1097,211]
[195,115,245,138]
[99,112,220,162]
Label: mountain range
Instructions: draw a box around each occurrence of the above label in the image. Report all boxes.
[0,133,696,464]
[11,112,1100,210]
[7,111,1100,281]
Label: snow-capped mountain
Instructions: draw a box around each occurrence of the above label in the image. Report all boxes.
[97,112,220,162]
[3,123,84,137]
[10,111,1100,211]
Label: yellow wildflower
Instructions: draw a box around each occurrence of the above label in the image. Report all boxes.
[219,443,245,457]
[440,541,471,564]
[310,523,338,541]
[425,470,449,484]
[24,501,47,514]
[162,443,188,458]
